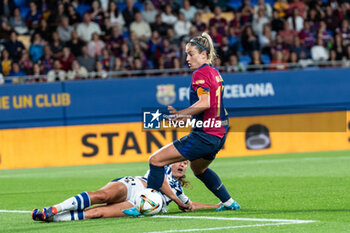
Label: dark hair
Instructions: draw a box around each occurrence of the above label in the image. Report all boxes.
[108,0,120,17]
[12,61,19,67]
[30,32,40,43]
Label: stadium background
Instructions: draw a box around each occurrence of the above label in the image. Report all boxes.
[1,67,349,169]
[0,0,350,169]
[0,1,350,232]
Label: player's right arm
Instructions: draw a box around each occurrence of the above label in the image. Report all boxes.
[168,90,210,120]
[191,201,220,210]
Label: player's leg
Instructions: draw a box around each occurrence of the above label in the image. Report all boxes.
[40,190,91,220]
[191,158,240,211]
[89,181,128,204]
[147,142,186,190]
[43,202,134,222]
[85,201,134,219]
[39,181,128,220]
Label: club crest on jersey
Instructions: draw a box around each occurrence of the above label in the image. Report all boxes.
[156,84,176,106]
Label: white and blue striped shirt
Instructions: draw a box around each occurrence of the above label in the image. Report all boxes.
[141,165,190,213]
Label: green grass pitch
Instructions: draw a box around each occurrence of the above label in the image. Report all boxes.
[1,150,350,233]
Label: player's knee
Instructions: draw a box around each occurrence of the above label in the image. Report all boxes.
[149,154,163,166]
[94,190,110,203]
[191,164,206,176]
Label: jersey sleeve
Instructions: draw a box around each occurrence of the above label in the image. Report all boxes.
[173,180,190,204]
[178,192,190,204]
[192,70,211,92]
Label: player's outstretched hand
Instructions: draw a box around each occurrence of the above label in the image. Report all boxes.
[176,200,191,212]
[187,201,194,212]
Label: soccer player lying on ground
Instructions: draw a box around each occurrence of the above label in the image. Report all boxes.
[31,161,219,222]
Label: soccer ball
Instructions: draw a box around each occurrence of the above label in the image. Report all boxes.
[135,188,163,216]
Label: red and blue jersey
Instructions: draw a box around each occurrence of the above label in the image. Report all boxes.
[190,64,228,138]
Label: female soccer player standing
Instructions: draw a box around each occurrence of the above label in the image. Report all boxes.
[145,32,240,212]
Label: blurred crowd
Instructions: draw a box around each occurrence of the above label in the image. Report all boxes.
[0,0,350,83]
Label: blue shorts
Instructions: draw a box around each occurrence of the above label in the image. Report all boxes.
[173,131,227,161]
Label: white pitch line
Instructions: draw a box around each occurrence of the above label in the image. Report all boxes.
[1,210,317,224]
[152,215,316,224]
[0,210,31,213]
[147,215,317,233]
[1,209,317,233]
[146,222,306,233]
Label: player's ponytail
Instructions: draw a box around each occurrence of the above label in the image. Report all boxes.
[201,32,216,64]
[188,32,217,64]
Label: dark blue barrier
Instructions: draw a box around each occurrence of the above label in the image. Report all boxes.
[0,82,65,128]
[0,68,350,129]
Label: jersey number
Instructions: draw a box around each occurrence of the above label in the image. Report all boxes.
[216,85,223,117]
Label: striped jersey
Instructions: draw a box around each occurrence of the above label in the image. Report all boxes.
[141,165,190,213]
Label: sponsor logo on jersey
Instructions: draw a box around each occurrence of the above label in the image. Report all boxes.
[215,75,223,82]
[195,80,205,85]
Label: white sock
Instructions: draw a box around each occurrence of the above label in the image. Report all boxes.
[52,211,85,222]
[55,197,77,213]
[55,192,91,213]
[223,198,234,206]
